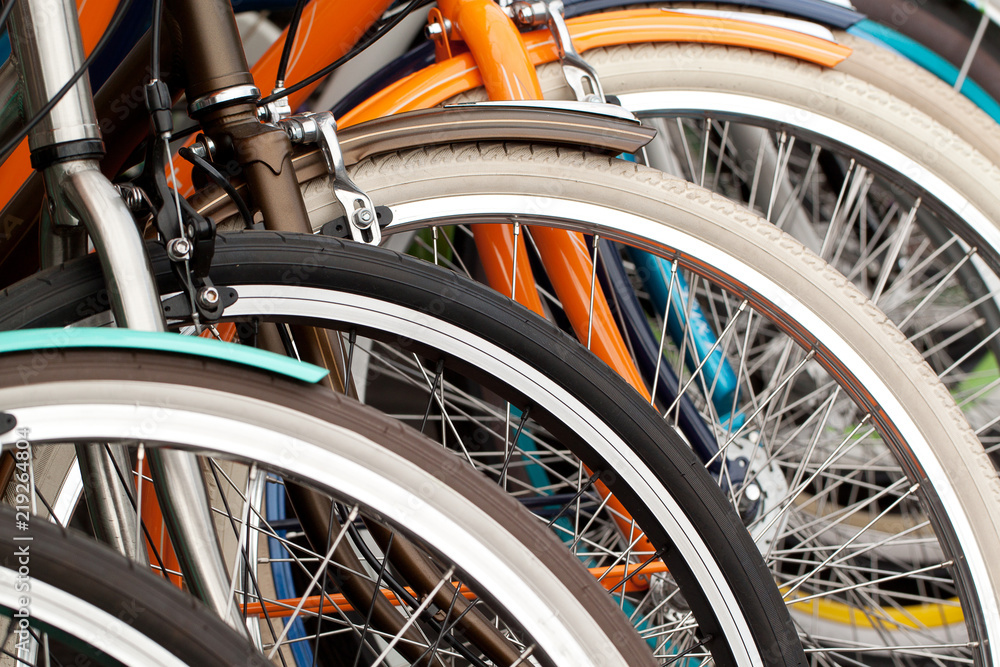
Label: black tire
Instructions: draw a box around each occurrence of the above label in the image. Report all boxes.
[192,132,1000,665]
[0,345,665,666]
[0,232,806,667]
[0,505,266,666]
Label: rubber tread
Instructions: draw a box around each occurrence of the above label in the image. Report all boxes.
[626,2,1000,166]
[0,231,805,666]
[832,30,1000,167]
[0,505,266,665]
[851,0,1000,105]
[447,40,1000,273]
[343,142,1000,652]
[0,347,658,666]
[12,138,1000,660]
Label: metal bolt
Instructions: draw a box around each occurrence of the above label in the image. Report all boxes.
[166,237,193,261]
[188,134,216,160]
[353,207,375,229]
[280,118,306,143]
[197,286,220,309]
[424,18,453,40]
[510,1,548,27]
[189,143,208,160]
[260,91,293,125]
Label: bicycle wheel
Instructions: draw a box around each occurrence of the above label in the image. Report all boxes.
[850,0,1000,111]
[11,146,996,664]
[653,3,1000,164]
[0,250,809,665]
[0,340,665,666]
[465,41,1000,457]
[180,141,1000,664]
[0,506,266,666]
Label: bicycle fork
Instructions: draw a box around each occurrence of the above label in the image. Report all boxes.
[8,0,245,633]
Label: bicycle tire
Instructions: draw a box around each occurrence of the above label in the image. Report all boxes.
[0,506,266,666]
[832,30,1000,166]
[197,141,1000,664]
[445,41,1000,269]
[362,23,1000,458]
[8,135,1000,662]
[493,41,1000,453]
[655,3,1000,165]
[850,0,1000,108]
[0,342,662,666]
[0,231,806,666]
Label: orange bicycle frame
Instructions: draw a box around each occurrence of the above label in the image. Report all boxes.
[342,9,850,123]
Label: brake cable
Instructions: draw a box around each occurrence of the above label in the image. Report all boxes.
[258,0,433,107]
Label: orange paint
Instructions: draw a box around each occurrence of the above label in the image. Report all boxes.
[137,458,183,587]
[432,0,548,323]
[529,228,651,399]
[0,7,852,212]
[0,1,118,214]
[0,143,32,224]
[561,10,851,67]
[430,0,655,555]
[251,0,394,111]
[427,1,652,407]
[343,9,852,124]
[169,0,396,194]
[0,6,853,577]
[437,0,542,101]
[341,53,482,126]
[473,223,545,316]
[200,322,238,342]
[243,560,666,618]
[76,0,117,55]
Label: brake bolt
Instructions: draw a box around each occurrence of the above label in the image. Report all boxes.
[166,237,193,261]
[353,208,375,229]
[197,286,220,308]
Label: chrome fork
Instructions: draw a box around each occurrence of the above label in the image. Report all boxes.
[7,0,244,633]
